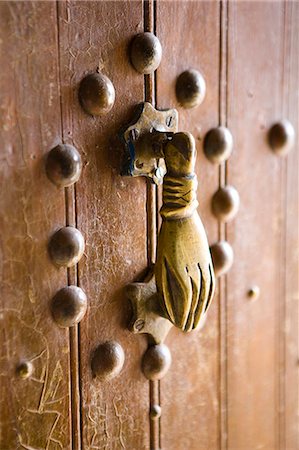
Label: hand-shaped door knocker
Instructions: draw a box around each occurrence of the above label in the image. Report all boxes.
[121,103,215,379]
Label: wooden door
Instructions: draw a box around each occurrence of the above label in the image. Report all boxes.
[0,2,298,450]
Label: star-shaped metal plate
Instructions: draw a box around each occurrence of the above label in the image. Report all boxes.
[121,102,178,184]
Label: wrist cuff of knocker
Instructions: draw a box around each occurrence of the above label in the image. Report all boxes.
[160,174,198,220]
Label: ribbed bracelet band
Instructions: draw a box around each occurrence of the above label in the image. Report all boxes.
[160,174,198,220]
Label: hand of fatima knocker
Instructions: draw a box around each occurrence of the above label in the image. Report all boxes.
[155,132,215,332]
[123,103,216,344]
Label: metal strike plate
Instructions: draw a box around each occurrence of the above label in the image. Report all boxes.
[126,273,173,345]
[121,102,178,184]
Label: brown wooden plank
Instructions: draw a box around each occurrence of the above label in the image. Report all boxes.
[143,1,161,448]
[226,2,291,448]
[145,3,160,449]
[57,1,150,448]
[156,2,220,449]
[0,2,71,449]
[218,2,229,448]
[284,2,299,448]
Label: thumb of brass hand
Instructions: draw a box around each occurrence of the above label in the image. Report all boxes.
[155,133,215,332]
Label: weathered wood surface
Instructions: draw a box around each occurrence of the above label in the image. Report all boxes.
[156,2,220,449]
[0,1,298,449]
[226,2,298,449]
[57,1,150,449]
[157,1,298,449]
[0,2,70,449]
[281,3,298,449]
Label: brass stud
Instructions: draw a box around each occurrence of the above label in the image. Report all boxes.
[91,341,125,381]
[16,361,33,379]
[79,73,115,116]
[175,69,206,109]
[211,185,240,222]
[210,241,234,277]
[130,32,162,74]
[203,126,233,164]
[247,285,260,301]
[268,119,295,156]
[48,226,85,268]
[51,286,87,328]
[150,404,162,420]
[46,144,82,187]
[142,344,172,381]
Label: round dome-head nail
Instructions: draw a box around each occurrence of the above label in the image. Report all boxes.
[176,69,206,109]
[51,286,87,328]
[130,32,162,74]
[48,226,85,268]
[210,241,234,277]
[142,344,171,380]
[268,119,295,156]
[79,73,115,116]
[46,144,82,187]
[16,361,33,379]
[91,341,125,382]
[204,127,233,164]
[211,185,240,222]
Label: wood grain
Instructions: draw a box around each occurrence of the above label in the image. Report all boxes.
[156,2,220,449]
[218,3,229,448]
[144,2,160,448]
[57,1,150,448]
[225,2,298,448]
[0,2,297,449]
[0,2,70,449]
[283,2,298,449]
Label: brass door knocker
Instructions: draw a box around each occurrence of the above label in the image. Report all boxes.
[121,103,215,376]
